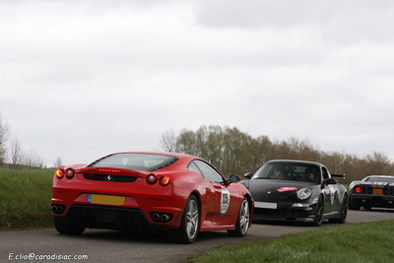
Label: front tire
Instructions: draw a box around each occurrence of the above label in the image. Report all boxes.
[228,197,251,237]
[168,195,199,244]
[312,196,324,226]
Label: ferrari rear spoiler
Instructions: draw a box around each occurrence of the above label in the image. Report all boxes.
[331,173,346,179]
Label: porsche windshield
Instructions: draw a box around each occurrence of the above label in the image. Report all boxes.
[253,162,321,183]
[89,153,178,171]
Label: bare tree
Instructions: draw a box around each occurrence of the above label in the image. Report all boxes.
[159,130,177,152]
[365,152,393,175]
[10,136,23,168]
[0,112,10,166]
[175,128,198,155]
[54,157,63,168]
[22,149,44,168]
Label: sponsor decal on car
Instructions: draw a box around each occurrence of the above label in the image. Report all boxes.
[276,187,298,192]
[328,185,336,206]
[220,186,230,215]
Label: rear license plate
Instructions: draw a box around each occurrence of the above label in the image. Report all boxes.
[88,194,125,206]
[373,189,383,194]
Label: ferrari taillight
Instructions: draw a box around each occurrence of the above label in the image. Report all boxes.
[147,173,157,184]
[159,175,171,186]
[355,187,362,193]
[66,168,75,178]
[146,174,171,186]
[55,168,65,179]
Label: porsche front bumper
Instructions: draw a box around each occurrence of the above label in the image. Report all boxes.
[253,201,317,223]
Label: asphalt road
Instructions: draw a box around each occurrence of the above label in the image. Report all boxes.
[2,209,394,263]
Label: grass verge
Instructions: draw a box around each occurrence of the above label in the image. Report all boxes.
[188,219,394,263]
[0,168,54,230]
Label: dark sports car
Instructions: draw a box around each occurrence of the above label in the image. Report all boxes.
[52,152,253,244]
[239,160,347,226]
[349,175,394,210]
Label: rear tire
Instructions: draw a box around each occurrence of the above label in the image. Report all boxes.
[329,194,348,223]
[54,216,85,235]
[168,195,199,244]
[228,197,251,237]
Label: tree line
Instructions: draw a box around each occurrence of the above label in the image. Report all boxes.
[0,113,44,169]
[159,125,394,184]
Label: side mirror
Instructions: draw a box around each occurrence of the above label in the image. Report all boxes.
[227,174,241,184]
[244,172,253,179]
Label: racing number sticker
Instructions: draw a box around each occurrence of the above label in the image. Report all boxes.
[328,185,337,206]
[220,186,230,215]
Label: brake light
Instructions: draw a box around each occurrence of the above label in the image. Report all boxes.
[55,168,64,179]
[66,168,75,178]
[147,173,157,184]
[97,168,122,173]
[159,175,171,186]
[355,187,362,193]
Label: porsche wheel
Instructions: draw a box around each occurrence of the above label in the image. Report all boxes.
[54,216,85,235]
[228,197,250,237]
[169,195,199,244]
[312,196,324,226]
[330,194,348,223]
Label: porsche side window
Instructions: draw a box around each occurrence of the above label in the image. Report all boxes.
[194,160,224,183]
[322,167,329,180]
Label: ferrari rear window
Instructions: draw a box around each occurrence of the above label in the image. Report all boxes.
[88,153,178,172]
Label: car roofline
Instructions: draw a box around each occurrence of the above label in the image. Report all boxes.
[265,159,324,166]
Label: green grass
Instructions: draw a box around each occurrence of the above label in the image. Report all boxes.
[188,219,394,263]
[0,167,54,230]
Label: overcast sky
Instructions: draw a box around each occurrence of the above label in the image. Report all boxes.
[1,0,394,167]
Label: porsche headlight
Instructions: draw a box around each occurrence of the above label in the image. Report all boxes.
[297,188,311,200]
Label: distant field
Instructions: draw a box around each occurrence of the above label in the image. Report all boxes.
[0,168,54,230]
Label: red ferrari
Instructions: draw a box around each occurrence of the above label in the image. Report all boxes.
[52,152,253,243]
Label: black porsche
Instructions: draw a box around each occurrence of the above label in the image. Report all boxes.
[349,175,394,210]
[239,160,347,226]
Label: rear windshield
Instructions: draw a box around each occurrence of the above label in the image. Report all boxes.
[364,176,394,183]
[252,162,321,183]
[89,153,178,172]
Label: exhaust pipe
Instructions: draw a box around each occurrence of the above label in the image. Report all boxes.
[151,212,172,222]
[51,205,65,215]
[152,213,160,221]
[57,206,64,214]
[161,214,170,222]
